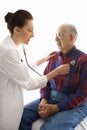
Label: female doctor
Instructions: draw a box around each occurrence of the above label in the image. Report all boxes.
[0,9,70,130]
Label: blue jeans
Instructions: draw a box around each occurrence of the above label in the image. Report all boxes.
[19,91,87,130]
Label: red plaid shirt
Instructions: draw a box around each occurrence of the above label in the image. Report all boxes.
[40,46,87,111]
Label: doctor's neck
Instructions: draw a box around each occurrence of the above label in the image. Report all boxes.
[11,35,21,46]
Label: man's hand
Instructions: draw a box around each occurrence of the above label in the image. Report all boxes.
[38,98,48,112]
[38,104,59,118]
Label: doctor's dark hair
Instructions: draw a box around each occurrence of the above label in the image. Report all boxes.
[5,9,33,34]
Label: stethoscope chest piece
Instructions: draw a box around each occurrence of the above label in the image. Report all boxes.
[70,60,76,66]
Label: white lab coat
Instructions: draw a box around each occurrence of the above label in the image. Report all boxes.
[0,36,47,130]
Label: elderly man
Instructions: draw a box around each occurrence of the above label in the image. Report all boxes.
[19,24,87,130]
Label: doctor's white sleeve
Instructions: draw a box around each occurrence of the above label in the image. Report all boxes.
[0,49,47,90]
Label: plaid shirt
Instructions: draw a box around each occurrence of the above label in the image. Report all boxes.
[40,46,87,111]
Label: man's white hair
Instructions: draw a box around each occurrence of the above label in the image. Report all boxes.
[64,24,78,40]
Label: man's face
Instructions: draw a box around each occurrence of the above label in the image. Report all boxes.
[55,26,73,53]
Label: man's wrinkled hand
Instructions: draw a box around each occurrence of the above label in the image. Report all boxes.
[38,104,59,118]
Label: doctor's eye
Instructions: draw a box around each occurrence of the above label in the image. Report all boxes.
[28,28,33,32]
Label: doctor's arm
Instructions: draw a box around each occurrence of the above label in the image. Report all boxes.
[36,52,56,66]
[1,49,70,91]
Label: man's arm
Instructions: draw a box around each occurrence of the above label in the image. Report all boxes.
[57,55,87,111]
[40,51,59,101]
[40,64,52,101]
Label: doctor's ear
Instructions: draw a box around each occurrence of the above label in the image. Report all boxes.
[14,26,22,35]
[18,31,22,34]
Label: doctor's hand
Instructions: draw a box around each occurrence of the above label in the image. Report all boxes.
[56,64,70,75]
[44,52,56,61]
[37,52,56,66]
[38,104,59,118]
[46,64,70,81]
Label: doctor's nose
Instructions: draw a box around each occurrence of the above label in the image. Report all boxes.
[31,31,34,38]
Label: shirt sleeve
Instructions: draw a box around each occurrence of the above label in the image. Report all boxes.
[0,49,47,90]
[40,51,58,101]
[57,55,87,111]
[40,60,53,101]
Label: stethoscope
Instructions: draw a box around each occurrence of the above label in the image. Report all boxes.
[22,45,76,76]
[22,45,42,76]
[22,45,76,89]
[70,60,76,66]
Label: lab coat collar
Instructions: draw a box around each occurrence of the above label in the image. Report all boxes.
[6,35,18,49]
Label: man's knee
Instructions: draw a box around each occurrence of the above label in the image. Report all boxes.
[32,119,45,130]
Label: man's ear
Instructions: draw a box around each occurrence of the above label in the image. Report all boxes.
[70,34,75,42]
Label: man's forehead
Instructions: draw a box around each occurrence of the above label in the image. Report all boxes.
[56,26,66,34]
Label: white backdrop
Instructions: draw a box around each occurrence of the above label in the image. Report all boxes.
[0,0,87,105]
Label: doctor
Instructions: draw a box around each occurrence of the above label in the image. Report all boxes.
[0,9,70,130]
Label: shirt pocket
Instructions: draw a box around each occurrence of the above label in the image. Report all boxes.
[63,74,79,94]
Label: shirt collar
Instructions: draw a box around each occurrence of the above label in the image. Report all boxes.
[59,46,77,58]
